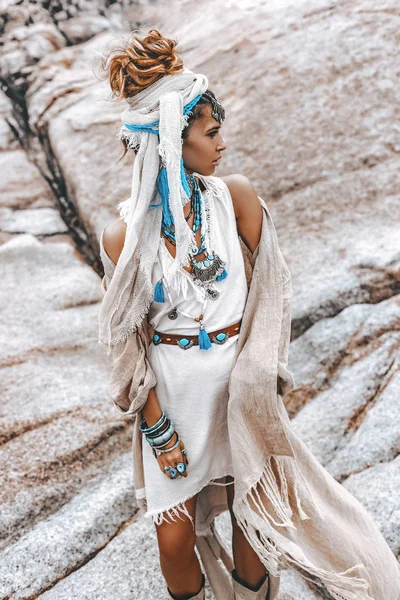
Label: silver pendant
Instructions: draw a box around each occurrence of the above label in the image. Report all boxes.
[190,252,226,286]
[168,307,178,320]
[206,286,220,300]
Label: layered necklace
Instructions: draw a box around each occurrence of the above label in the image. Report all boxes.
[152,170,229,349]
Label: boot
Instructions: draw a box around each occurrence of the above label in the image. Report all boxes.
[166,572,206,600]
[231,568,270,600]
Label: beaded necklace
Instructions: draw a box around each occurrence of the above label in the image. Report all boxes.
[152,171,229,349]
[155,170,228,299]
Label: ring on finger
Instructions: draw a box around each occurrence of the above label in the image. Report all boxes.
[163,466,178,479]
[175,461,186,475]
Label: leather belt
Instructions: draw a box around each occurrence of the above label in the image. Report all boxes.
[150,319,242,350]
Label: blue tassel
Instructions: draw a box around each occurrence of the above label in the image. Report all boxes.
[156,166,173,228]
[199,325,212,350]
[154,280,165,303]
[150,157,192,217]
[216,268,228,282]
[180,157,192,199]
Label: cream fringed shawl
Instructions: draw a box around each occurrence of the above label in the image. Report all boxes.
[98,69,209,351]
[99,186,400,600]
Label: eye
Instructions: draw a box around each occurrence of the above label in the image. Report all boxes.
[209,131,217,137]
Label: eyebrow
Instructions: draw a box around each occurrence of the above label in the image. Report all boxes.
[206,124,221,132]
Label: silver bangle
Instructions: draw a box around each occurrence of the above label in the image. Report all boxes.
[155,435,181,456]
[146,422,175,446]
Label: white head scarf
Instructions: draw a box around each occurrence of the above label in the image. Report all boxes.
[98,67,209,352]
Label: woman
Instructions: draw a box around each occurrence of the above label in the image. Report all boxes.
[100,28,268,599]
[98,29,400,600]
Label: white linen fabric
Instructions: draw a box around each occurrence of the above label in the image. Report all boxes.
[142,174,248,527]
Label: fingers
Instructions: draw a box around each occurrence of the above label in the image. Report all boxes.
[178,442,189,477]
[158,441,189,479]
[180,440,189,466]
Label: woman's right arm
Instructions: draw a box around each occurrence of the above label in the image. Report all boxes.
[102,218,188,476]
[102,218,162,427]
[141,387,163,426]
[102,217,127,265]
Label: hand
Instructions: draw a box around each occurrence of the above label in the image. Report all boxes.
[156,431,189,479]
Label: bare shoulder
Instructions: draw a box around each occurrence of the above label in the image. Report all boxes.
[220,174,262,255]
[220,174,260,220]
[102,217,127,265]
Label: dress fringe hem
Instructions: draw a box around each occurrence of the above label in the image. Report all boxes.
[143,470,235,530]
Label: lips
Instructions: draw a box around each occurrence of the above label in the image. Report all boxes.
[212,156,222,164]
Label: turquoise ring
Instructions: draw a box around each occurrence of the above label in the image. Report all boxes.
[175,461,186,474]
[164,466,178,479]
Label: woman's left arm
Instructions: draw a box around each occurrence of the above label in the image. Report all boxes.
[221,174,263,255]
[222,174,295,396]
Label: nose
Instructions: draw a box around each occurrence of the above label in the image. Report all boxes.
[218,138,227,152]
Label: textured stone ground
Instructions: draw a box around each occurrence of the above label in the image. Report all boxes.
[0,0,399,598]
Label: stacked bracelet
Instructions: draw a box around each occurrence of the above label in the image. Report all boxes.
[140,411,179,458]
[139,411,167,434]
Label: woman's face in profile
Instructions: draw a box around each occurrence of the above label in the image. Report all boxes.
[182,104,226,176]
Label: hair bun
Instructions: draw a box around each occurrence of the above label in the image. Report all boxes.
[106,28,184,100]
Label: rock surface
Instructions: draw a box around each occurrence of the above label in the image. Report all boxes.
[0,0,399,598]
[0,206,69,235]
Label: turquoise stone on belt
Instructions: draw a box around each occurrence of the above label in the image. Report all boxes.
[211,332,230,345]
[177,338,195,350]
[152,331,234,349]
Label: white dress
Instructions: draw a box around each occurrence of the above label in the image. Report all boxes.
[142,175,249,529]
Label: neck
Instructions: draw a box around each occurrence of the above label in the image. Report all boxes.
[183,167,205,194]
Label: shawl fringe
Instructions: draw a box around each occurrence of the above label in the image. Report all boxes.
[137,454,374,599]
[234,455,374,600]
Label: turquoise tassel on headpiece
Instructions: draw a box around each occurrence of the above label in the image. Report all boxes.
[156,166,173,227]
[151,157,193,223]
[198,320,212,350]
[154,279,165,302]
[145,93,203,218]
[180,158,192,199]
